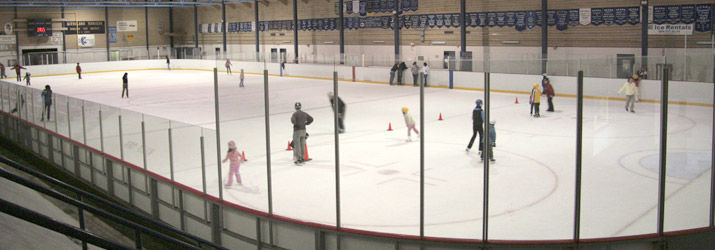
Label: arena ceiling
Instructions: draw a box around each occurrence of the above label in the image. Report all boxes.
[0,0,272,8]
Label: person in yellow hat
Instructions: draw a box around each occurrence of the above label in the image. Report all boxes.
[402,107,419,141]
[529,83,541,117]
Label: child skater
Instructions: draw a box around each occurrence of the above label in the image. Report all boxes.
[239,69,245,87]
[481,120,497,162]
[529,83,541,117]
[402,107,419,142]
[23,72,31,86]
[222,141,243,187]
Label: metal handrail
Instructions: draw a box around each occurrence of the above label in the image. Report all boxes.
[0,159,205,250]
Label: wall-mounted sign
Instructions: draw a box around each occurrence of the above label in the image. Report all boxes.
[648,23,693,35]
[4,23,13,35]
[126,34,134,41]
[0,35,15,44]
[63,21,105,34]
[51,32,63,45]
[117,21,137,32]
[78,34,95,47]
[108,26,117,43]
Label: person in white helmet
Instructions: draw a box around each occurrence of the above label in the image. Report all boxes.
[291,102,313,165]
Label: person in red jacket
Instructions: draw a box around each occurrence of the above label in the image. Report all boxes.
[543,78,555,112]
[76,63,82,79]
[11,64,26,82]
[0,63,6,79]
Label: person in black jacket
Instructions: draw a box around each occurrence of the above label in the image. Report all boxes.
[327,92,346,133]
[121,73,129,98]
[466,99,484,153]
[41,85,52,121]
[291,102,314,165]
[397,62,407,85]
[389,63,398,85]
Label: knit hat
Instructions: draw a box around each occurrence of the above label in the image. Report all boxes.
[295,102,302,110]
[476,99,483,107]
[533,83,539,88]
[228,141,236,149]
[401,107,408,113]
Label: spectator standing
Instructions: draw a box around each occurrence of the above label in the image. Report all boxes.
[397,61,407,85]
[421,63,430,86]
[76,63,82,79]
[41,85,52,121]
[410,62,420,86]
[389,63,398,85]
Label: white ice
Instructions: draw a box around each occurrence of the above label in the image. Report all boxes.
[4,68,712,241]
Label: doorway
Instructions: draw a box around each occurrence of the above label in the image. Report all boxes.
[279,48,287,63]
[21,48,58,65]
[215,48,221,59]
[443,51,456,70]
[616,54,635,79]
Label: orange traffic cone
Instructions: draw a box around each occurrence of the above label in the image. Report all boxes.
[387,122,393,131]
[438,113,443,120]
[303,144,311,161]
[286,141,293,151]
[241,151,247,161]
[515,97,519,104]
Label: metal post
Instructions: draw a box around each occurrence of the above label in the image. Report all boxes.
[200,136,207,194]
[77,195,88,250]
[193,0,199,49]
[14,7,19,63]
[460,0,466,54]
[393,0,400,63]
[255,0,260,59]
[105,7,110,61]
[333,72,341,229]
[574,71,584,242]
[141,120,147,170]
[99,110,104,152]
[264,69,273,215]
[62,7,67,63]
[222,0,227,58]
[53,96,58,132]
[338,0,344,64]
[419,59,425,239]
[482,72,490,242]
[213,68,223,200]
[145,7,150,58]
[119,115,124,160]
[641,1,649,73]
[293,0,299,63]
[169,2,174,52]
[711,66,715,228]
[67,101,71,139]
[541,0,548,74]
[168,127,174,182]
[657,69,669,236]
[82,104,86,144]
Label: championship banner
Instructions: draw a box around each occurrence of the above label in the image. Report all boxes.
[695,4,712,32]
[536,10,543,26]
[653,6,666,24]
[591,8,604,26]
[419,15,427,28]
[666,5,681,24]
[427,14,435,28]
[506,12,516,27]
[680,5,695,24]
[435,14,444,28]
[627,7,640,25]
[412,15,421,29]
[443,14,451,28]
[526,11,536,30]
[345,1,353,14]
[580,8,591,25]
[648,23,693,35]
[603,8,615,25]
[487,12,496,27]
[359,0,366,16]
[478,13,487,27]
[453,14,461,28]
[410,0,418,12]
[496,12,506,27]
[614,8,627,25]
[547,10,556,26]
[78,34,95,47]
[568,9,580,26]
[556,10,568,31]
[515,11,526,31]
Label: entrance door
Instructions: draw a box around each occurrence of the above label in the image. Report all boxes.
[616,54,635,78]
[279,48,287,63]
[22,48,58,65]
[460,51,473,72]
[215,48,221,59]
[270,48,278,63]
[443,51,456,70]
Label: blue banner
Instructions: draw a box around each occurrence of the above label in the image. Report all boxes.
[427,14,435,28]
[365,0,373,14]
[681,5,695,24]
[526,11,536,30]
[402,16,411,29]
[453,14,461,28]
[547,10,556,26]
[108,26,117,43]
[591,8,604,26]
[487,12,496,27]
[666,5,681,24]
[411,15,420,28]
[556,10,568,31]
[410,0,418,12]
[603,8,615,25]
[515,11,526,31]
[478,13,487,27]
[469,13,478,27]
[695,4,712,32]
[359,0,367,16]
[419,15,427,28]
[496,12,506,27]
[627,7,640,25]
[436,14,444,28]
[614,8,627,25]
[506,12,516,27]
[536,10,543,26]
[653,6,667,24]
[568,9,579,26]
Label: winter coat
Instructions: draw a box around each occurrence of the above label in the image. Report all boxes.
[76,65,82,73]
[482,124,496,144]
[390,64,398,72]
[410,64,419,75]
[618,82,638,96]
[41,89,52,105]
[403,113,415,126]
[530,87,542,103]
[222,150,241,164]
[291,110,314,131]
[398,62,407,71]
[330,96,346,113]
[473,107,483,127]
[543,83,555,98]
[422,65,430,75]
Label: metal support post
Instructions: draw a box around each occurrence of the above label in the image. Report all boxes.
[82,104,86,144]
[293,0,299,63]
[168,127,174,182]
[141,120,147,169]
[99,110,104,152]
[541,0,548,74]
[574,71,584,241]
[419,61,425,239]
[482,72,490,242]
[333,71,341,230]
[213,68,223,200]
[264,69,273,215]
[119,115,124,161]
[67,101,71,139]
[200,136,207,194]
[657,69,669,236]
[255,0,260,59]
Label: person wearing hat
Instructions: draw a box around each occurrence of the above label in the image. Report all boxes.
[402,106,419,142]
[222,140,243,187]
[466,99,484,153]
[530,83,542,117]
[618,77,639,113]
[291,102,314,165]
[327,92,346,133]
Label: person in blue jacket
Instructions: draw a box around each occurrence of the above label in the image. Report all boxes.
[481,120,496,162]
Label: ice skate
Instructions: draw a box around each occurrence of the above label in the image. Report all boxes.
[465,148,470,152]
[406,136,412,142]
[490,158,495,162]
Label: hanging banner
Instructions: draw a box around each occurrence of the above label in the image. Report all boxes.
[427,14,435,28]
[627,7,640,25]
[487,12,496,27]
[435,14,445,28]
[653,6,667,24]
[580,8,591,25]
[648,23,693,35]
[536,10,543,26]
[568,9,579,26]
[591,8,604,26]
[402,16,411,29]
[556,10,568,31]
[382,16,390,29]
[695,4,712,32]
[496,12,506,27]
[547,10,556,26]
[515,11,527,31]
[63,21,105,34]
[603,8,615,25]
[680,5,695,24]
[410,0,418,12]
[478,13,487,27]
[453,14,461,28]
[78,34,95,47]
[359,0,367,16]
[666,5,681,24]
[412,15,420,28]
[506,12,516,27]
[614,8,627,25]
[526,11,536,30]
[108,26,117,43]
[468,13,478,27]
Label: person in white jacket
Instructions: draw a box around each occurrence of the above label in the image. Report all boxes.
[618,78,639,113]
[421,63,430,86]
[402,107,419,142]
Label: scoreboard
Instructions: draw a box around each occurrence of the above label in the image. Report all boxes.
[28,19,52,37]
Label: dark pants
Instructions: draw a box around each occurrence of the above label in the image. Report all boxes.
[467,124,484,151]
[226,66,231,74]
[547,97,553,111]
[122,85,129,98]
[412,74,418,86]
[1,70,6,78]
[337,111,345,132]
[78,72,82,79]
[16,73,21,81]
[42,103,51,120]
[531,103,540,116]
[397,70,404,85]
[389,71,395,85]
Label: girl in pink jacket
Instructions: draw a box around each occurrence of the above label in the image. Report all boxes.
[222,141,243,186]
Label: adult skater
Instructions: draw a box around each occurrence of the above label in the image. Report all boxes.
[12,64,25,82]
[76,63,82,79]
[23,72,31,86]
[291,102,313,165]
[222,140,243,187]
[327,92,346,133]
[0,63,6,79]
[397,61,407,85]
[166,56,171,70]
[121,72,129,98]
[618,77,639,113]
[239,69,245,87]
[543,78,555,112]
[40,85,52,121]
[636,67,647,79]
[421,62,430,86]
[389,62,398,85]
[225,59,232,74]
[481,120,496,162]
[466,99,484,153]
[410,62,420,86]
[402,107,419,142]
[631,74,641,102]
[530,83,541,117]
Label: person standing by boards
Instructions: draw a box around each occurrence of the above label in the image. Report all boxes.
[76,63,82,79]
[121,73,129,98]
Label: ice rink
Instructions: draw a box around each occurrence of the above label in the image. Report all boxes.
[4,68,712,241]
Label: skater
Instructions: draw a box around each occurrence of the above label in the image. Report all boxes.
[631,74,641,102]
[410,62,420,86]
[225,59,232,74]
[239,69,245,87]
[0,63,6,79]
[481,120,496,162]
[402,107,419,141]
[530,83,541,117]
[421,62,430,86]
[389,62,398,85]
[543,78,555,112]
[121,72,129,98]
[618,77,639,113]
[166,56,171,70]
[23,72,31,86]
[327,92,346,133]
[397,61,407,85]
[76,63,82,79]
[41,85,52,121]
[291,102,313,165]
[466,99,484,152]
[636,67,647,79]
[222,141,243,187]
[12,64,25,82]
